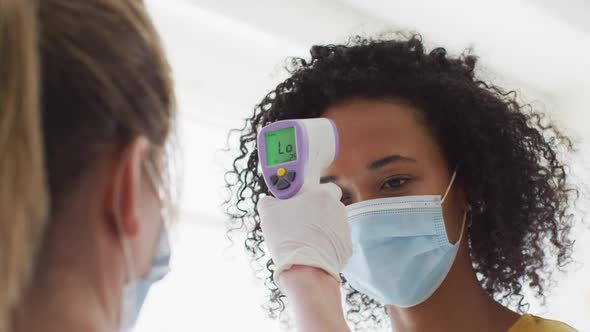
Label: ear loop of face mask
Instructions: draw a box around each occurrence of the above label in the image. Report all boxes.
[115,159,164,285]
[440,169,467,245]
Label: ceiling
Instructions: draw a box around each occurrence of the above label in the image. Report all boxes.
[533,0,590,34]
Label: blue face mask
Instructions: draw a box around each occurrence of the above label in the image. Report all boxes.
[341,171,465,307]
[119,225,171,332]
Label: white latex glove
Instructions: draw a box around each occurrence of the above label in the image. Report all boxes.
[258,183,352,291]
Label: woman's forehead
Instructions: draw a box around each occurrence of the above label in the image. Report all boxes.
[323,98,423,136]
[323,98,440,172]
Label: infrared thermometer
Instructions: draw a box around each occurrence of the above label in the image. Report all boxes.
[258,118,339,200]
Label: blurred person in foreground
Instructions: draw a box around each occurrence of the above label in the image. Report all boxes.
[0,1,174,331]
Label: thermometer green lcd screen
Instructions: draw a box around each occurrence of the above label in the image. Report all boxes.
[265,127,297,166]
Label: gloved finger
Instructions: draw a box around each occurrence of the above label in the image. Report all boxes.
[257,194,278,212]
[321,182,343,201]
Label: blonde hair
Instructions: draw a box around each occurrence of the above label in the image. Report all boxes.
[0,0,174,330]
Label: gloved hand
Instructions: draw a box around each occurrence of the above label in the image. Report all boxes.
[258,183,352,291]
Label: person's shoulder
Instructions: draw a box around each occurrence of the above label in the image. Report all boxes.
[508,314,578,332]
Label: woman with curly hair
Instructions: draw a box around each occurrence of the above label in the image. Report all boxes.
[225,34,580,331]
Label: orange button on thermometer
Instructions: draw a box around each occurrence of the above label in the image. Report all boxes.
[277,168,287,177]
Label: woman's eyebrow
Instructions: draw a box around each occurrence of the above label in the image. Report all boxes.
[368,154,416,170]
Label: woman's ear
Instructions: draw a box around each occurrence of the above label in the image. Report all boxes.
[104,137,152,238]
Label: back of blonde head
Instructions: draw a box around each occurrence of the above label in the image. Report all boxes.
[0,0,174,330]
[0,1,47,328]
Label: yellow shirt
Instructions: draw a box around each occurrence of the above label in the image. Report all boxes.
[508,314,577,332]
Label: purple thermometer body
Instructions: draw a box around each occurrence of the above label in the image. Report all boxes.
[258,119,339,199]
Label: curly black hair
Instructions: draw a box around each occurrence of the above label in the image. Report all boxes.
[224,34,578,328]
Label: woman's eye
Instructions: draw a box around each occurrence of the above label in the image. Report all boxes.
[381,177,411,191]
[340,193,352,204]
